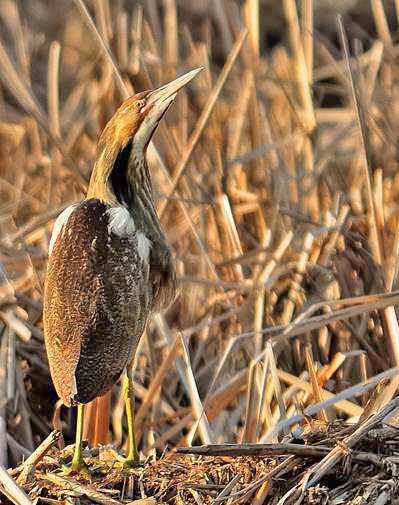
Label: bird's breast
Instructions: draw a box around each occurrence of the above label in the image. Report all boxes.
[102,202,176,312]
[105,205,152,264]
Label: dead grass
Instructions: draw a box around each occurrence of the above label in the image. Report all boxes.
[1,0,399,503]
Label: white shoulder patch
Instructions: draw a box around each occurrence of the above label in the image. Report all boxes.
[106,207,136,237]
[49,204,78,256]
[137,232,151,262]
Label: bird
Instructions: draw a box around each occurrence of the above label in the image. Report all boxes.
[43,68,202,472]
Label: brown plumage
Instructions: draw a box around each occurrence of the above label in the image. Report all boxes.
[43,69,202,468]
[44,199,154,405]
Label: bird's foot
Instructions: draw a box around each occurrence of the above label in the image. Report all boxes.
[97,448,141,469]
[59,456,91,478]
[114,458,142,469]
[115,451,142,468]
[118,458,142,469]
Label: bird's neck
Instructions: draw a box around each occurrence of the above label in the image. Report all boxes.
[87,138,164,241]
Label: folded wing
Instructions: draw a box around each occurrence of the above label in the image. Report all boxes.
[43,199,152,406]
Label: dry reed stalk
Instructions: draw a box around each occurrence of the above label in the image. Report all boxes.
[215,473,242,503]
[256,353,274,440]
[135,337,179,441]
[154,314,212,445]
[73,0,131,100]
[283,0,315,128]
[0,40,77,175]
[0,2,30,83]
[129,6,143,75]
[0,330,7,468]
[215,195,244,282]
[0,465,33,505]
[47,40,62,202]
[371,0,393,49]
[13,430,61,473]
[163,0,179,68]
[6,328,16,403]
[265,366,399,442]
[38,472,122,505]
[243,0,259,59]
[116,10,129,70]
[276,368,361,417]
[0,310,30,343]
[304,346,328,422]
[241,362,259,443]
[266,343,286,432]
[269,291,399,343]
[179,334,213,445]
[253,231,294,354]
[281,232,314,324]
[301,0,313,84]
[302,396,399,490]
[340,16,399,368]
[338,17,382,263]
[158,29,248,218]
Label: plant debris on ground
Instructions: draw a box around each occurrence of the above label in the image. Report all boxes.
[6,408,399,504]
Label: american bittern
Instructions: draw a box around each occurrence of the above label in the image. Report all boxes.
[43,68,202,472]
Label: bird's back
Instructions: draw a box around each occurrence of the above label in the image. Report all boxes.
[44,199,153,406]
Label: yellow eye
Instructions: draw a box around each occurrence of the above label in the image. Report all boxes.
[134,99,146,111]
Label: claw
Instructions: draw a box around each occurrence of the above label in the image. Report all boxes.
[59,457,92,478]
[114,454,143,468]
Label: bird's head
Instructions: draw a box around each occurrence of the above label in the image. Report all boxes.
[88,67,203,206]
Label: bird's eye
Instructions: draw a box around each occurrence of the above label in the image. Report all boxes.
[134,99,146,112]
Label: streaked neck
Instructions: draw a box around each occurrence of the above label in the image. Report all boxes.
[87,139,164,240]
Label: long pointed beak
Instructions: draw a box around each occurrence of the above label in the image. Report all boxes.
[144,67,203,112]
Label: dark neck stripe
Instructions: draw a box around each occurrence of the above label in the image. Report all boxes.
[108,140,165,241]
[109,140,134,207]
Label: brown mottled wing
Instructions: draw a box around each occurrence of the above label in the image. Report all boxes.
[149,243,177,313]
[43,199,151,406]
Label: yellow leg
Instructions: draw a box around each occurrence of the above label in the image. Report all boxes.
[61,404,90,476]
[123,362,139,465]
[71,404,85,468]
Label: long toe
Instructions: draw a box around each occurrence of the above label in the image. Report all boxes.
[115,453,143,468]
[59,458,92,479]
